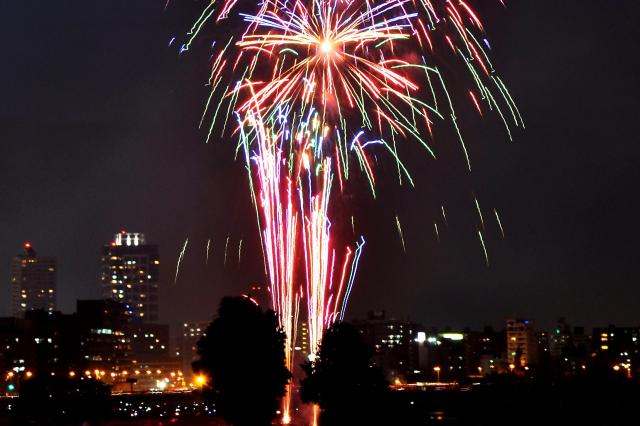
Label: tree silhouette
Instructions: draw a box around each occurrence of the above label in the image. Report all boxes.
[300,322,389,426]
[193,296,290,426]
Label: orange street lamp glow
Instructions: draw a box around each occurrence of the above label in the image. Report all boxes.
[194,375,207,387]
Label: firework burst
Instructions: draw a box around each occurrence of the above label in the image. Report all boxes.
[179,0,520,422]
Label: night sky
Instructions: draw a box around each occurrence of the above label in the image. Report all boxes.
[1,0,639,331]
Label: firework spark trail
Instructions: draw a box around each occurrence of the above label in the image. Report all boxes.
[478,229,489,267]
[174,238,189,285]
[474,194,485,230]
[441,205,448,227]
[223,236,230,266]
[240,110,364,356]
[339,236,365,321]
[191,0,521,185]
[183,1,520,422]
[238,114,299,423]
[494,208,505,239]
[298,156,361,354]
[238,238,243,264]
[206,238,211,264]
[395,214,407,253]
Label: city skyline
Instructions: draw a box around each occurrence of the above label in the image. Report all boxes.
[1,0,640,331]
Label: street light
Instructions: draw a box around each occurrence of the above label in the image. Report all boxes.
[433,366,441,383]
[194,374,207,387]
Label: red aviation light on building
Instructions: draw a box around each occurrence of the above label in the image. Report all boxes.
[24,242,32,249]
[120,230,127,235]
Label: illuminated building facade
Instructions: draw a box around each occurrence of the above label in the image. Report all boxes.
[76,299,130,372]
[593,326,640,373]
[294,319,309,362]
[100,231,160,322]
[130,323,170,363]
[10,242,56,318]
[176,320,209,380]
[464,327,507,376]
[354,311,423,382]
[506,318,539,367]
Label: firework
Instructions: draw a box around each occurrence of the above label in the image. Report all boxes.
[494,208,505,239]
[180,0,520,422]
[395,214,407,253]
[174,238,189,285]
[237,108,364,421]
[194,0,522,177]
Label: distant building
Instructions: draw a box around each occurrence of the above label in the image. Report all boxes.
[424,331,467,381]
[506,319,539,367]
[176,320,209,380]
[0,311,79,376]
[572,326,590,353]
[537,331,550,355]
[549,318,572,358]
[10,242,56,318]
[354,311,423,382]
[465,327,507,376]
[0,300,186,393]
[593,325,640,370]
[294,319,310,363]
[76,299,130,372]
[100,231,160,322]
[130,323,170,364]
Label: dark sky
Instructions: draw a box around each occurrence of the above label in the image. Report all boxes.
[1,0,639,331]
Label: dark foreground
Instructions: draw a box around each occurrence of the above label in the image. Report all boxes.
[2,376,639,426]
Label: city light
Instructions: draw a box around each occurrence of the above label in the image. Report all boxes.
[194,375,207,387]
[440,333,464,341]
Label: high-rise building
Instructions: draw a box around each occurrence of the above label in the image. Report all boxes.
[293,319,309,363]
[354,311,424,382]
[10,242,56,318]
[100,231,160,322]
[506,318,539,367]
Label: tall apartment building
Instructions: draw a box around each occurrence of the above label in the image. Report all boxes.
[10,242,56,318]
[100,231,160,322]
[506,318,539,367]
[354,311,423,382]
